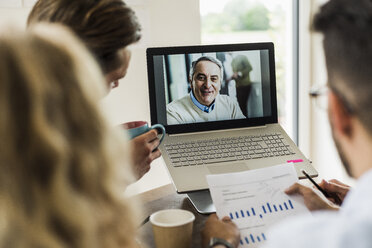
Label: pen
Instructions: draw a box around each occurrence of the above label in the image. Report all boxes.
[301,169,330,197]
[301,170,342,205]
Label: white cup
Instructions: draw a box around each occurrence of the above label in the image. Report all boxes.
[150,209,195,248]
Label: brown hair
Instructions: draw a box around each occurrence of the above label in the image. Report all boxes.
[28,0,141,74]
[0,23,138,247]
[313,0,372,135]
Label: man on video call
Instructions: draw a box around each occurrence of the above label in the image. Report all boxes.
[166,56,245,125]
[201,0,372,247]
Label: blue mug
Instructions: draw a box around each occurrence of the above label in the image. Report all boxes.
[124,121,165,144]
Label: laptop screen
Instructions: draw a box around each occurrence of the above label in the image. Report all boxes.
[147,43,278,134]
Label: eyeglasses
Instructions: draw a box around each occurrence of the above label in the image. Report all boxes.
[309,84,329,110]
[309,84,355,114]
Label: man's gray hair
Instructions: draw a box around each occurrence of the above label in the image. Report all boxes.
[189,56,224,81]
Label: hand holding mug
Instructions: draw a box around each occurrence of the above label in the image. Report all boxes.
[123,121,165,179]
[123,121,165,144]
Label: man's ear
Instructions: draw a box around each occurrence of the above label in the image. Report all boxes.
[328,91,353,138]
[189,76,193,90]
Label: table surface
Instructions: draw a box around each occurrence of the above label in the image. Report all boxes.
[135,183,209,248]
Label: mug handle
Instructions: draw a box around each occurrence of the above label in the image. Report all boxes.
[149,124,166,146]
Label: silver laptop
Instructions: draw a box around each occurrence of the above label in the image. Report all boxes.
[146,42,317,193]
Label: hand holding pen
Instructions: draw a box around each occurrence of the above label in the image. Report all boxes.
[301,170,351,206]
[285,170,350,211]
[317,178,350,205]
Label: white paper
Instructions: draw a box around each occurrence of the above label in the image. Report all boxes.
[207,163,311,248]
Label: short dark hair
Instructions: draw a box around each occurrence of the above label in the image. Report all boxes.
[28,0,141,74]
[313,0,372,134]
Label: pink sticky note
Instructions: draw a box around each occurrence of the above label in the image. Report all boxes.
[287,159,303,163]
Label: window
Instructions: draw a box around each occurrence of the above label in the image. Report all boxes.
[200,0,298,142]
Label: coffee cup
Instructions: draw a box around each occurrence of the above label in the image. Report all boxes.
[150,209,195,248]
[123,121,165,144]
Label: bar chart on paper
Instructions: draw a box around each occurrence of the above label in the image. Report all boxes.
[207,164,311,248]
[229,199,295,220]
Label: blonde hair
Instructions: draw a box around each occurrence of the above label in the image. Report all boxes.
[0,23,138,247]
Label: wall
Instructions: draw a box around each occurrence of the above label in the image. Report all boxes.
[0,0,201,195]
[0,2,33,26]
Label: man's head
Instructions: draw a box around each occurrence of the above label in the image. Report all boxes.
[189,56,223,106]
[28,0,141,89]
[313,0,372,177]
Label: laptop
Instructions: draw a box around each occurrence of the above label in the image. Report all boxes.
[146,42,317,194]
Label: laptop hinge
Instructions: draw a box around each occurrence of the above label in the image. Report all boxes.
[168,125,267,137]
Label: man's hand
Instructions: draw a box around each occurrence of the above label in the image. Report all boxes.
[202,214,240,248]
[285,183,339,211]
[129,129,161,180]
[318,179,350,205]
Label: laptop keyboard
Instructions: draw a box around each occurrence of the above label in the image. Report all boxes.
[165,133,295,167]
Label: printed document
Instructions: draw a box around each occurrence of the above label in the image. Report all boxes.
[207,163,311,248]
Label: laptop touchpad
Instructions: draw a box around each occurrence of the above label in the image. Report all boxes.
[207,163,249,174]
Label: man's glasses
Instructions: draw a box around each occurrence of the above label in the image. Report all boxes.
[309,84,355,114]
[309,84,329,110]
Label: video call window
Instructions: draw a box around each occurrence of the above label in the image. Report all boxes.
[152,50,272,126]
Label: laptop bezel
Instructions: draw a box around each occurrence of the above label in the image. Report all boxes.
[146,42,278,134]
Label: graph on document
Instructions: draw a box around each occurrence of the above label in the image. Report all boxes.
[207,164,311,248]
[227,198,302,247]
[229,199,295,220]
